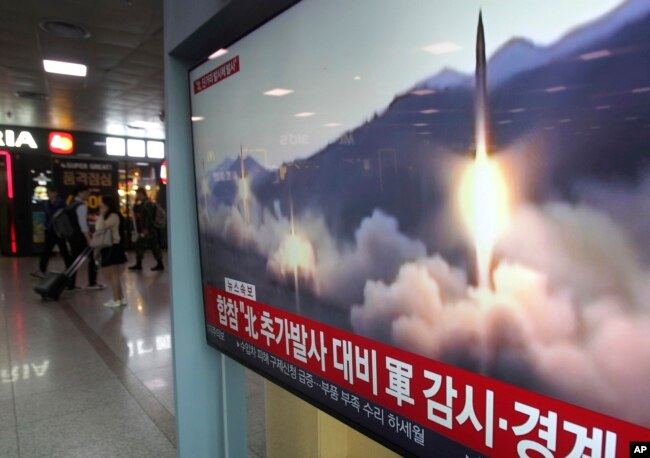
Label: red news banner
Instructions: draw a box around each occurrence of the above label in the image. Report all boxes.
[193,56,240,94]
[204,285,650,457]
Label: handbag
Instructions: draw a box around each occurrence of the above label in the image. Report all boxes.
[90,228,113,248]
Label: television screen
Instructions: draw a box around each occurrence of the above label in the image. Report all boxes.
[189,0,650,455]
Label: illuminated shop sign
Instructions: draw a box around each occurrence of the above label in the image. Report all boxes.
[160,160,167,185]
[0,129,38,149]
[105,137,165,159]
[53,158,118,211]
[48,132,74,154]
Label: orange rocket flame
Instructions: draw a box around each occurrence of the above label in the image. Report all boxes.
[459,143,509,289]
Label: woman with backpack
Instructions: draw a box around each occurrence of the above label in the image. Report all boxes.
[94,195,128,308]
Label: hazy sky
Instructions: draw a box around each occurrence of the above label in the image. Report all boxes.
[190,0,625,170]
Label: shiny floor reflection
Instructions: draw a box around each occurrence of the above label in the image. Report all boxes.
[0,253,176,458]
[0,253,266,458]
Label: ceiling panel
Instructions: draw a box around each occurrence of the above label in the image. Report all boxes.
[0,0,165,136]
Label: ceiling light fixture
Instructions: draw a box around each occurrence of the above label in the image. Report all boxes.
[14,91,49,101]
[209,48,228,60]
[423,41,462,55]
[294,112,316,117]
[39,20,90,39]
[43,59,87,77]
[264,88,294,96]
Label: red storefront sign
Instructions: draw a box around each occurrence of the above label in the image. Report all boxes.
[49,132,74,154]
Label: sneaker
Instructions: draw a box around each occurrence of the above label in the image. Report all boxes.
[151,264,164,271]
[103,300,122,308]
[30,271,46,279]
[128,264,142,271]
[85,284,106,291]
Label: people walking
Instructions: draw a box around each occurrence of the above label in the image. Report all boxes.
[67,185,104,291]
[95,195,127,308]
[31,185,72,278]
[129,188,164,271]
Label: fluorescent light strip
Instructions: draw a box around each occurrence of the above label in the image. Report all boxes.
[209,48,228,60]
[264,88,294,96]
[43,59,87,77]
[422,41,462,55]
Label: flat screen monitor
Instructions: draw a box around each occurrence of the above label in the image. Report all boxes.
[189,1,650,455]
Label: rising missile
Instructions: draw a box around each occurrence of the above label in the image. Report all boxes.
[475,11,489,153]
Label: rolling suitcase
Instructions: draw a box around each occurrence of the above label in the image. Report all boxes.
[34,247,92,300]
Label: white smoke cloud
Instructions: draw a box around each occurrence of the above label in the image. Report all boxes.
[316,210,427,304]
[574,170,650,260]
[201,183,425,304]
[351,203,650,425]
[202,176,650,424]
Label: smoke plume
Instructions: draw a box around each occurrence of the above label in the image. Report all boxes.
[351,203,650,425]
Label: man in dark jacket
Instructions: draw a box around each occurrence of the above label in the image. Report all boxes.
[67,185,103,291]
[31,185,71,278]
[129,188,164,271]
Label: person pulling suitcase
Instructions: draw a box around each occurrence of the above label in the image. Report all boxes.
[34,247,92,300]
[63,185,104,291]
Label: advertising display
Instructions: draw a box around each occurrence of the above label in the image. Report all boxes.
[189,1,650,455]
[52,158,118,213]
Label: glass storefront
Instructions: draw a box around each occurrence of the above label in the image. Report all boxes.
[0,126,165,256]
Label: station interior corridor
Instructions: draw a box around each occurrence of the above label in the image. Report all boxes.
[0,252,266,458]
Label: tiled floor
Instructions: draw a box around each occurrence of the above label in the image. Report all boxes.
[0,253,266,458]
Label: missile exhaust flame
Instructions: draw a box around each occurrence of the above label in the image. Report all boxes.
[459,11,510,290]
